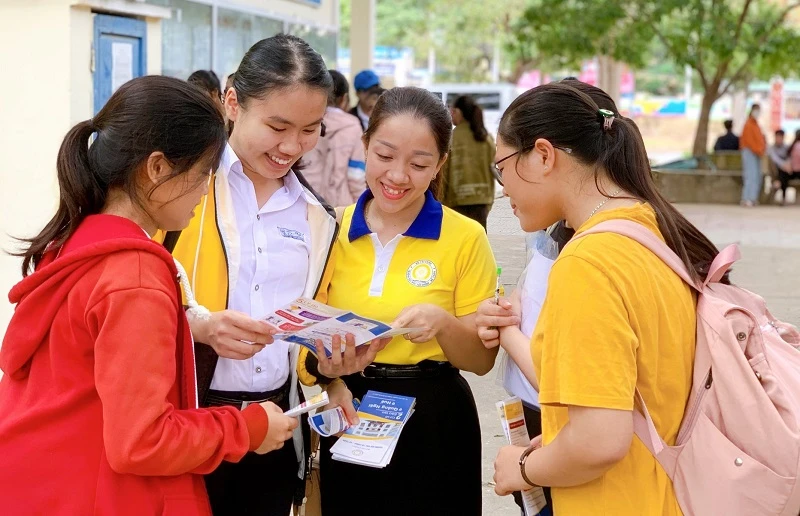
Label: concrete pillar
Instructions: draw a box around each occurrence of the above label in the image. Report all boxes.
[349,0,375,83]
[597,55,622,106]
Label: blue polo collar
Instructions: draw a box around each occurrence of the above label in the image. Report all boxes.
[348,189,443,242]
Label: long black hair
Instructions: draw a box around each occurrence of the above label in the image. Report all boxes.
[187,69,221,98]
[453,95,488,142]
[17,75,227,276]
[498,83,722,284]
[328,69,350,107]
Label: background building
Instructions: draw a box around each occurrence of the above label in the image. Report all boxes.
[0,0,346,339]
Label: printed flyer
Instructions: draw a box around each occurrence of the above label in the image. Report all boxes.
[260,298,421,357]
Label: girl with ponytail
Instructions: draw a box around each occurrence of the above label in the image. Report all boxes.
[440,95,496,229]
[0,76,283,515]
[488,82,719,515]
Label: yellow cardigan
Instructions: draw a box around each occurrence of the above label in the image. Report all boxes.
[156,171,339,388]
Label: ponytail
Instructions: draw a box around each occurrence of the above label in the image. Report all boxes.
[453,95,488,142]
[602,117,723,284]
[19,120,101,275]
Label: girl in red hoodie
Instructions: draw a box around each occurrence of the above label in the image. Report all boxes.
[0,75,296,515]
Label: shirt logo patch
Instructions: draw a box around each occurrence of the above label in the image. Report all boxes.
[406,260,437,287]
[278,227,306,242]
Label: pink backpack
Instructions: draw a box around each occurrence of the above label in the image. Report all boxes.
[579,220,800,516]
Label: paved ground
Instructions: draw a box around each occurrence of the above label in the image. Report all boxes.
[473,200,800,515]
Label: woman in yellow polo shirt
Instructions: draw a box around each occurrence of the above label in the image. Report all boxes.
[319,87,499,516]
[489,83,722,515]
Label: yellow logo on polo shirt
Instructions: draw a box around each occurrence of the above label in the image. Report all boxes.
[406,260,437,287]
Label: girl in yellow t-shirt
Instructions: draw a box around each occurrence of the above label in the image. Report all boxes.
[319,87,499,516]
[488,83,722,515]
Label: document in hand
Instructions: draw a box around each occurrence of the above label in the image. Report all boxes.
[497,397,548,516]
[259,298,422,357]
[284,391,329,418]
[330,391,415,468]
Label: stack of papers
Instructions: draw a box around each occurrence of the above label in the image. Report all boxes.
[497,397,548,516]
[330,390,415,468]
[260,298,421,357]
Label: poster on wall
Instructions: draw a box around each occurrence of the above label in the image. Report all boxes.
[111,42,134,93]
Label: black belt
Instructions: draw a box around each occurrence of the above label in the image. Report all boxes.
[206,377,291,410]
[360,361,456,379]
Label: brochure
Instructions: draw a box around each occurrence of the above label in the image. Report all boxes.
[329,390,415,468]
[496,397,548,516]
[284,391,329,418]
[260,298,422,357]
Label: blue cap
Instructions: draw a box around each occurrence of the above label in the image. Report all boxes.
[353,70,380,91]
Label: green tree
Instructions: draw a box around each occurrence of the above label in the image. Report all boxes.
[339,0,526,82]
[512,0,800,155]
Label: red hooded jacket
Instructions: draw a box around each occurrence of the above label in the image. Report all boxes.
[0,215,268,515]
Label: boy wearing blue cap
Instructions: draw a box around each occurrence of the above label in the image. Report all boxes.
[349,69,384,130]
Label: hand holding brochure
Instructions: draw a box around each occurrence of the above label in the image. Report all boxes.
[309,405,354,437]
[329,390,415,468]
[259,298,422,357]
[497,397,548,516]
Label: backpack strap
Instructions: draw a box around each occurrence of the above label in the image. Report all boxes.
[704,244,740,287]
[633,388,666,456]
[572,219,734,472]
[575,220,702,291]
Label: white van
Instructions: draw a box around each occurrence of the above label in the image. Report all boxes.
[426,83,519,138]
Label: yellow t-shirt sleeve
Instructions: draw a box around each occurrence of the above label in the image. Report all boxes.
[453,226,497,317]
[537,255,638,411]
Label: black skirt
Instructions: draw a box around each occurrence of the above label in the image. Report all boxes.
[320,365,482,516]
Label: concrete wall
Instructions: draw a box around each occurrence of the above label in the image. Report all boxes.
[0,0,73,341]
[0,0,330,341]
[0,1,163,340]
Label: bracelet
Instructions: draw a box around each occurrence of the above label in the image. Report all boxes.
[518,444,539,488]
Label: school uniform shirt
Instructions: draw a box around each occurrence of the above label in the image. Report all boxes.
[210,145,311,393]
[533,203,695,516]
[503,248,554,407]
[0,215,267,515]
[328,190,497,365]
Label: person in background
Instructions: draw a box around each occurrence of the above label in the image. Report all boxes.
[441,95,496,230]
[320,87,498,516]
[0,76,283,515]
[188,69,223,104]
[739,104,766,207]
[349,69,384,131]
[767,129,791,204]
[303,70,367,207]
[224,73,235,96]
[713,119,740,151]
[783,129,800,205]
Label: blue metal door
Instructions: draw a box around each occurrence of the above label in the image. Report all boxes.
[94,14,147,114]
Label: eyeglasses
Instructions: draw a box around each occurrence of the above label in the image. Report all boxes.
[492,146,572,186]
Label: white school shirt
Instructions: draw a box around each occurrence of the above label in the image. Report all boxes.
[502,250,555,408]
[210,145,311,392]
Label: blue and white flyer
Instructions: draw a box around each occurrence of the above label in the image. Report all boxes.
[330,390,415,468]
[259,298,422,357]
